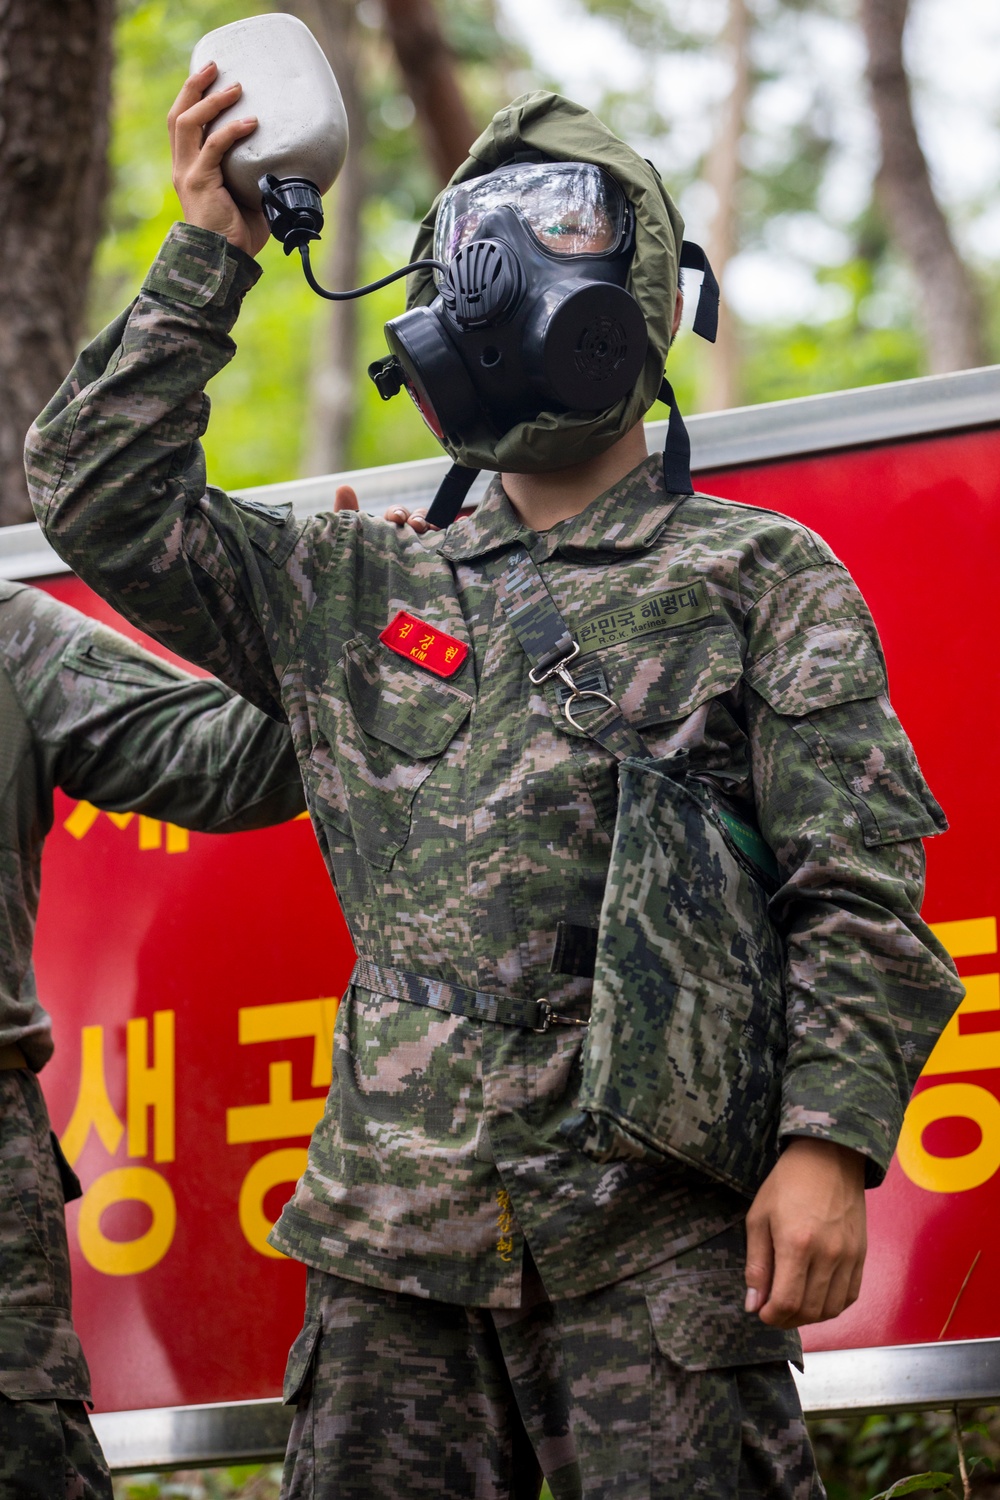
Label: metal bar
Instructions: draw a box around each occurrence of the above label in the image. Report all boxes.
[92,1339,1000,1471]
[7,364,999,583]
[793,1338,1000,1417]
[92,1397,293,1474]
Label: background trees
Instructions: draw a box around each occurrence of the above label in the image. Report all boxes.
[1,0,998,524]
[0,0,114,524]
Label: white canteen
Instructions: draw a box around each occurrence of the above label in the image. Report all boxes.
[190,13,348,210]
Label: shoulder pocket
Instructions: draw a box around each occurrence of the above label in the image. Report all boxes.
[646,1267,802,1372]
[748,624,945,847]
[229,490,301,567]
[306,637,472,870]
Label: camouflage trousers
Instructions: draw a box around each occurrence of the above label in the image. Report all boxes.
[280,1225,824,1500]
[0,1069,111,1500]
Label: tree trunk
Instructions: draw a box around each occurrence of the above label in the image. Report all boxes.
[381,0,477,185]
[0,0,113,525]
[700,0,751,412]
[290,0,367,477]
[860,0,986,372]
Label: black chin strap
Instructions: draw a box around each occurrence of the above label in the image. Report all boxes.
[658,378,694,497]
[425,462,481,529]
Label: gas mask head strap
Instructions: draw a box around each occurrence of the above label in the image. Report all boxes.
[678,241,720,343]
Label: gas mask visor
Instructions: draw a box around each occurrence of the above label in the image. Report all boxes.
[433,162,629,264]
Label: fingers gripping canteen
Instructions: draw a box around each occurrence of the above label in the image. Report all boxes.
[191,17,720,527]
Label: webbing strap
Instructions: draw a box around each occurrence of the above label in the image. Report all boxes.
[487,548,780,885]
[351,958,586,1032]
[486,547,650,763]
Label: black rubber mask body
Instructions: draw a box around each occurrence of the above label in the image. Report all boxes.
[376,203,647,451]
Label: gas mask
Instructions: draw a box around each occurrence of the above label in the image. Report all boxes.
[265,90,720,526]
[367,163,648,456]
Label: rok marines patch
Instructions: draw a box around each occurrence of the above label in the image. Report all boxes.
[577,582,713,654]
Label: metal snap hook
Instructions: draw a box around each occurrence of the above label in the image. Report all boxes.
[528,640,580,686]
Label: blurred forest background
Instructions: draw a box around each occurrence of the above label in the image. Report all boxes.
[1,0,1000,523]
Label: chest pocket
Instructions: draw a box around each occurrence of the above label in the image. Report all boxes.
[567,624,745,834]
[306,637,472,871]
[747,622,946,847]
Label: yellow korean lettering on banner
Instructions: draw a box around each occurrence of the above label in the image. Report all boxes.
[897,916,1000,1194]
[61,1012,177,1275]
[62,801,189,853]
[226,997,339,1258]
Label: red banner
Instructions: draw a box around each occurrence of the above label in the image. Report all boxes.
[33,424,1000,1411]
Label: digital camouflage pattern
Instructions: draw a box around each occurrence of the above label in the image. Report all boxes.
[280,1227,819,1499]
[0,1068,112,1497]
[26,223,963,1316]
[0,579,304,1478]
[563,755,788,1196]
[0,579,305,1070]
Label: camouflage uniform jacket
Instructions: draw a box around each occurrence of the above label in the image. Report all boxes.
[0,578,306,1072]
[26,223,963,1309]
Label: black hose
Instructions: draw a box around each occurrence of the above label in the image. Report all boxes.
[298,242,447,301]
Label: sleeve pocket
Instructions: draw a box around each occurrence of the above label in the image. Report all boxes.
[282,1315,323,1406]
[64,638,191,691]
[748,623,946,848]
[646,1268,802,1372]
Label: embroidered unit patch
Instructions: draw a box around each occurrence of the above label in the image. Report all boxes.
[379,611,469,677]
[577,582,713,654]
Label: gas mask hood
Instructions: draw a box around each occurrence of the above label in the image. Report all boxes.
[366,92,719,525]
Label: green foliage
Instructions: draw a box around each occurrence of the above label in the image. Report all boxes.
[738,257,925,405]
[113,1465,282,1499]
[809,1407,1000,1500]
[869,1475,956,1500]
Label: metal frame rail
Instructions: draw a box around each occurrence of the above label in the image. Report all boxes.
[10,362,999,1468]
[90,1340,1000,1472]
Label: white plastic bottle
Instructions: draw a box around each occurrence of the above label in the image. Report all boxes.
[190,13,348,211]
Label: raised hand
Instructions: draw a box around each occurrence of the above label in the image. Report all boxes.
[168,62,268,258]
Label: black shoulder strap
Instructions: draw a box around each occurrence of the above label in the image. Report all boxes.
[425,462,480,529]
[484,546,651,763]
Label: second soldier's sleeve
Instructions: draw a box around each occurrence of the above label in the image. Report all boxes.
[742,557,964,1186]
[25,223,350,720]
[11,586,306,833]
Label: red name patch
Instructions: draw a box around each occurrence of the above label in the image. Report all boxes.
[379,611,469,678]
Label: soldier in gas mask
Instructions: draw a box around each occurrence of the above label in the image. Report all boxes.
[27,69,962,1500]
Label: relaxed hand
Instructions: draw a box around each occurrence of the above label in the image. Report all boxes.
[333,487,436,534]
[168,62,268,257]
[744,1137,867,1328]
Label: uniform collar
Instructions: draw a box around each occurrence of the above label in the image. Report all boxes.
[439,454,683,564]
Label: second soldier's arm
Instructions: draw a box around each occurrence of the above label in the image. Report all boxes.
[8,584,305,833]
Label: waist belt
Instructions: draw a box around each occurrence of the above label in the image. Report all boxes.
[0,1043,28,1070]
[351,959,589,1033]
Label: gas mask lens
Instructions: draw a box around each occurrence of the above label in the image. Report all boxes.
[434,163,627,265]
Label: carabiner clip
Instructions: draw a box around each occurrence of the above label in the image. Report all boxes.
[563,688,620,732]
